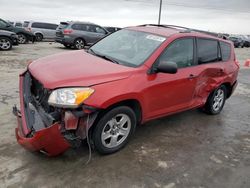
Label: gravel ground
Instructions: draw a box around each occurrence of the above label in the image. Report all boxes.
[0,42,250,188]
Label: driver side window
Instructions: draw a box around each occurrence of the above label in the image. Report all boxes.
[159,38,194,68]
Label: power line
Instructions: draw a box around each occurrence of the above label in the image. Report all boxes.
[125,0,250,14]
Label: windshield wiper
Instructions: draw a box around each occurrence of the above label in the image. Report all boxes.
[87,48,119,64]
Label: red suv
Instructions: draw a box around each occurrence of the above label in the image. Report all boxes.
[13,24,239,156]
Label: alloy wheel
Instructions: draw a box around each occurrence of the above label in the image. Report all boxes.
[212,88,225,112]
[0,38,11,50]
[75,39,84,49]
[101,114,131,148]
[18,34,26,44]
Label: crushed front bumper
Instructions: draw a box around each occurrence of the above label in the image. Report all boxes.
[14,71,70,156]
[15,114,70,156]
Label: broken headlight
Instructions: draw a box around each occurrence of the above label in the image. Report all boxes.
[48,87,94,108]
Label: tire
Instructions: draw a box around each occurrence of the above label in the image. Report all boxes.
[0,37,12,50]
[35,33,43,42]
[74,38,85,49]
[203,85,227,115]
[17,33,28,44]
[92,106,136,154]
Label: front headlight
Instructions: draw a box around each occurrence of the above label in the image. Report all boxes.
[48,87,94,108]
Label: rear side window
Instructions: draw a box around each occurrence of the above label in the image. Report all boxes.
[72,24,87,31]
[197,39,219,64]
[32,22,57,30]
[159,38,194,68]
[220,41,231,61]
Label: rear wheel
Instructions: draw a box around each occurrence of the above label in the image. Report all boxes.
[203,85,227,115]
[92,106,136,154]
[74,38,85,49]
[35,33,43,42]
[0,37,12,50]
[17,33,27,44]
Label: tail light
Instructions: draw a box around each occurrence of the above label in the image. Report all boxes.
[63,29,73,35]
[25,27,31,32]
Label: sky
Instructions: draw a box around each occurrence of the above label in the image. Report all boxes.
[1,0,250,34]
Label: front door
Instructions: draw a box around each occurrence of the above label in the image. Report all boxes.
[144,38,198,119]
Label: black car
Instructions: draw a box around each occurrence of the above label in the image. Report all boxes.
[0,18,35,44]
[242,36,250,47]
[0,30,18,50]
[228,36,244,48]
[104,26,121,33]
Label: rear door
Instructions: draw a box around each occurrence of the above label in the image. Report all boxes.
[193,38,227,104]
[145,37,199,119]
[45,23,57,39]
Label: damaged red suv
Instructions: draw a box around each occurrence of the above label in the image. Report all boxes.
[13,24,239,156]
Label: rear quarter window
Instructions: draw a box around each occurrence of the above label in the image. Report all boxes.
[197,38,219,64]
[220,41,231,61]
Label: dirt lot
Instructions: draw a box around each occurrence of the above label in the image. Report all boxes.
[0,42,250,188]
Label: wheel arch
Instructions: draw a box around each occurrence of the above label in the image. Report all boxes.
[0,35,12,42]
[221,82,233,98]
[34,32,44,37]
[91,98,143,131]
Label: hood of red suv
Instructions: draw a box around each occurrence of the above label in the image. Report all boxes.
[28,51,135,89]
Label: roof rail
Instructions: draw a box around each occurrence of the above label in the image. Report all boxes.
[139,24,219,37]
[138,24,188,30]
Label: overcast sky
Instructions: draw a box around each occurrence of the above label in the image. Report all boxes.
[1,0,250,34]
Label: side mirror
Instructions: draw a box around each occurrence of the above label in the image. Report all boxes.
[153,61,178,74]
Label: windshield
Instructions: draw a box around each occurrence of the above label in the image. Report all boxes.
[89,29,166,67]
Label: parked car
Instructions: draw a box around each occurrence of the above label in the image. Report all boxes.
[242,36,250,47]
[228,36,244,48]
[104,26,121,33]
[13,24,239,156]
[0,30,18,50]
[55,21,109,49]
[0,18,35,44]
[23,21,58,41]
[9,21,23,28]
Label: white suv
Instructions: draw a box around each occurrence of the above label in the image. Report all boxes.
[23,21,58,41]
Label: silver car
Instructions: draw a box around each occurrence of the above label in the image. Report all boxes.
[55,21,109,49]
[23,21,58,41]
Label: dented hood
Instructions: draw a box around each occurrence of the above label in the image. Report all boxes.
[28,50,135,89]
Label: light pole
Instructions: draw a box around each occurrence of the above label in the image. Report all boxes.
[158,0,163,25]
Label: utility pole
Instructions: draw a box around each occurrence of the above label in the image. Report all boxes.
[158,0,163,25]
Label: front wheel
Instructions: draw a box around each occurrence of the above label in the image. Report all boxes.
[0,37,12,50]
[204,85,227,115]
[92,106,136,154]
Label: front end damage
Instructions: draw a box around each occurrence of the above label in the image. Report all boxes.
[13,71,98,156]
